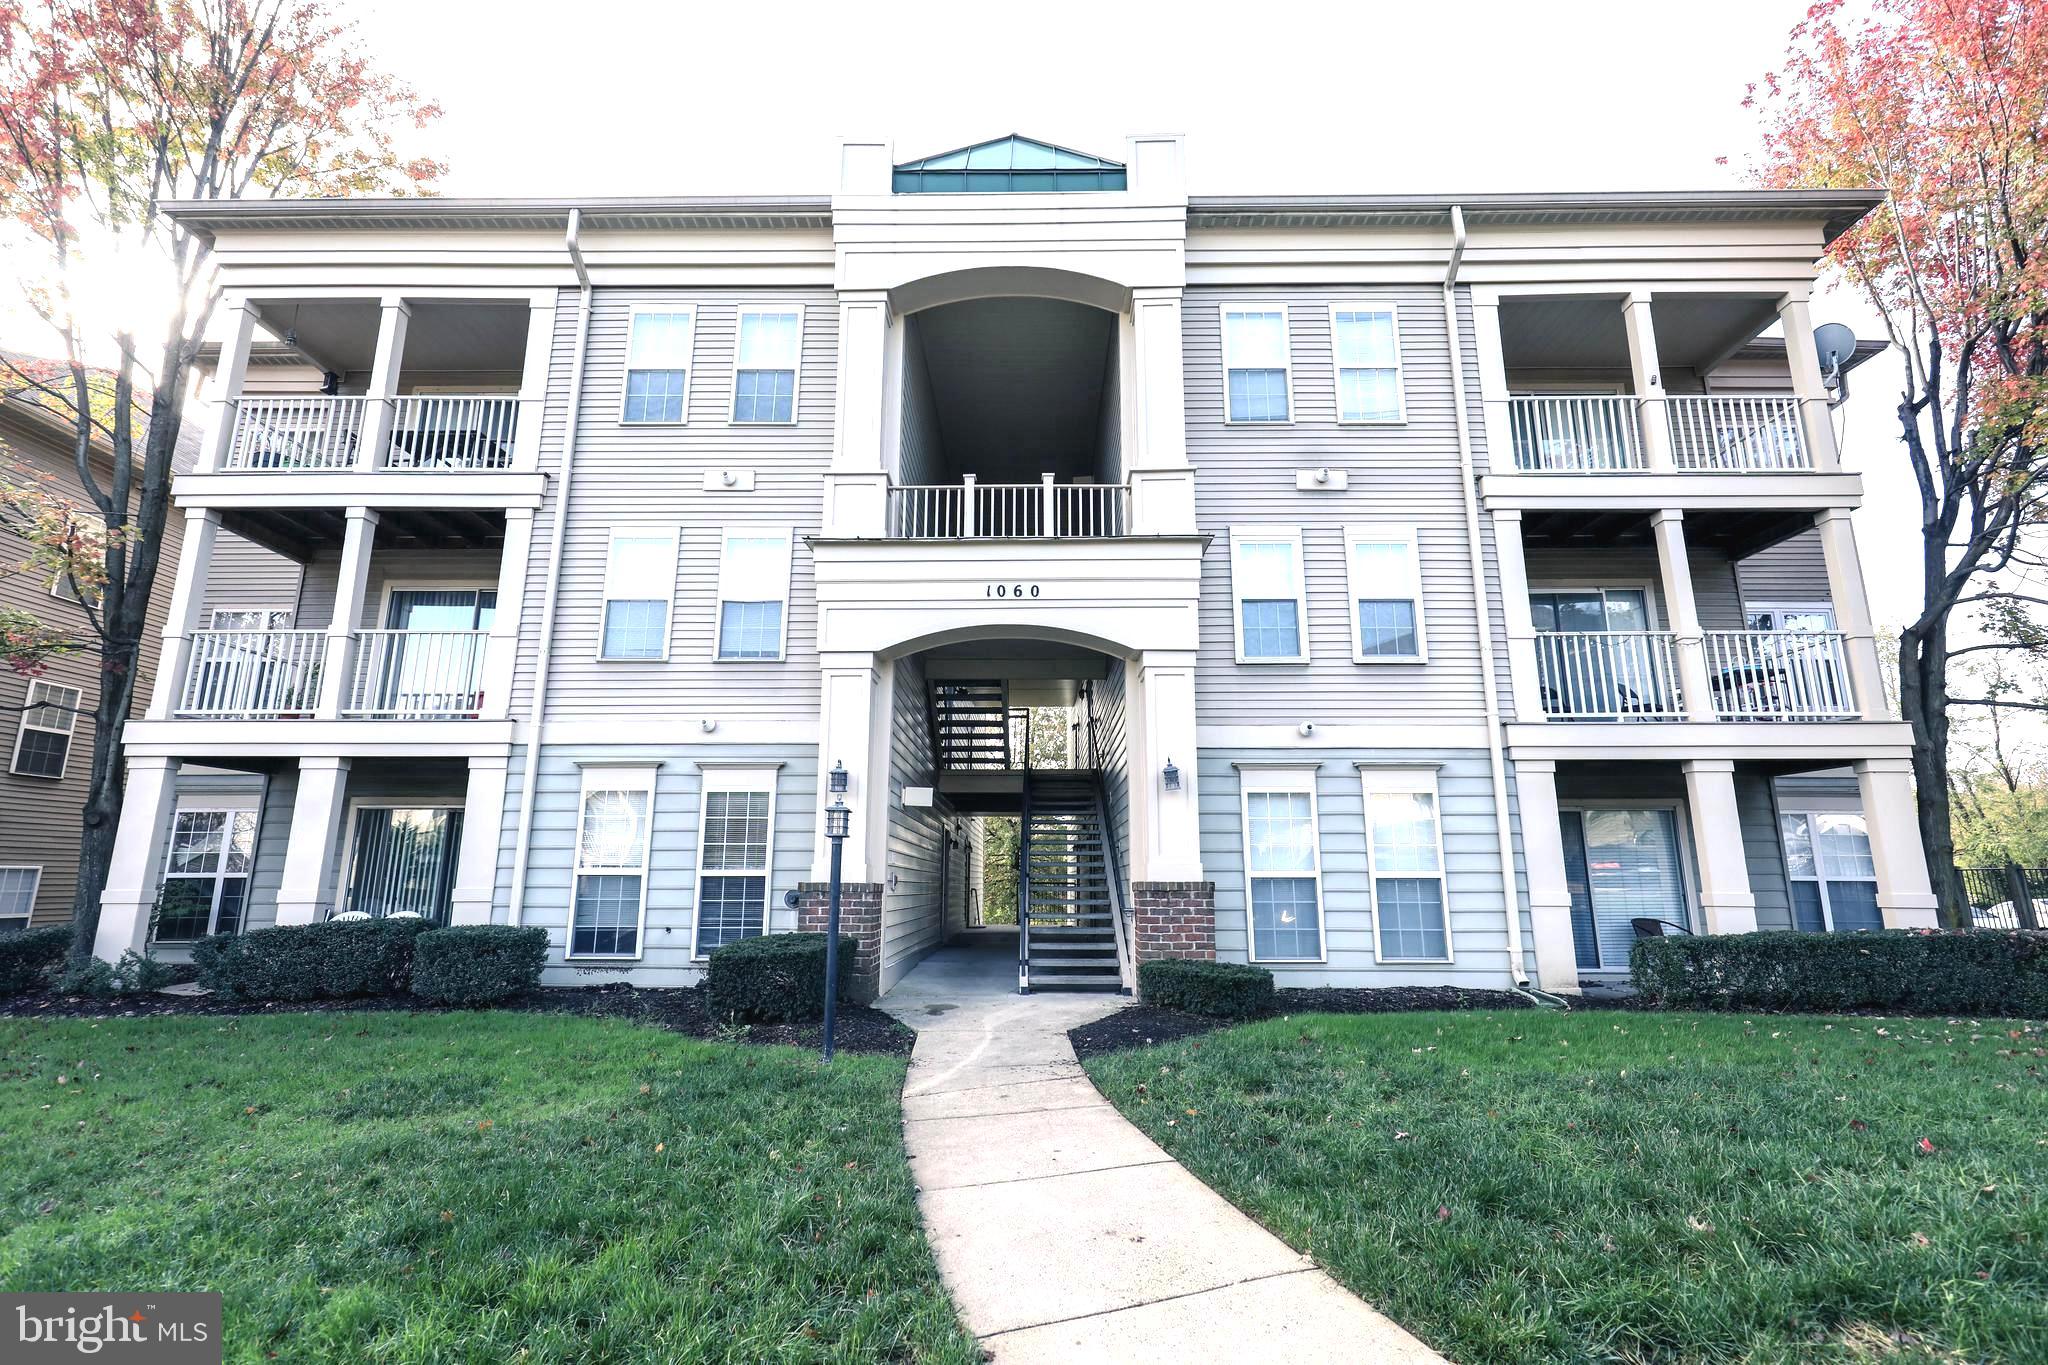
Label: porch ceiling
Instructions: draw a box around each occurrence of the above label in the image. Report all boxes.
[1518,506,1814,560]
[1498,293,1784,374]
[220,505,507,561]
[248,299,529,377]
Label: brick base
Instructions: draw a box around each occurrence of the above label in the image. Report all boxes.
[1132,881,1216,963]
[796,881,884,1002]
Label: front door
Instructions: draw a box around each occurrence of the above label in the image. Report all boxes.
[1560,807,1690,971]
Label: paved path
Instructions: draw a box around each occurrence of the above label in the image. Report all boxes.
[882,936,1444,1364]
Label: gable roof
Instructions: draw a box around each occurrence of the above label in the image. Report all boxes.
[892,135,1126,193]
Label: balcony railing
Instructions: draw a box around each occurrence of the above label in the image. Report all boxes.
[1701,630,1855,719]
[886,477,1131,538]
[345,629,488,718]
[1534,631,1685,719]
[1666,396,1808,471]
[220,394,520,472]
[176,629,326,717]
[1508,396,1645,471]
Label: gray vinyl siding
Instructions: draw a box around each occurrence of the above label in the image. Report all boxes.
[502,744,817,988]
[897,314,943,485]
[512,287,837,722]
[1185,287,1510,726]
[881,655,948,991]
[1201,748,1520,987]
[200,532,304,619]
[1738,768,1794,931]
[1089,660,1133,909]
[295,546,501,629]
[1524,545,1747,631]
[1735,529,1835,612]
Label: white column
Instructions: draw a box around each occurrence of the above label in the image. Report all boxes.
[314,507,377,719]
[1651,510,1716,720]
[357,296,411,471]
[1623,292,1675,470]
[1129,288,1196,535]
[94,756,180,960]
[1776,294,1841,471]
[510,299,556,473]
[1815,507,1887,719]
[1491,509,1543,722]
[1510,760,1579,993]
[824,292,890,536]
[1681,759,1758,934]
[274,755,351,925]
[480,508,534,721]
[1137,650,1202,882]
[1471,292,1518,475]
[146,508,221,720]
[200,300,258,473]
[815,651,881,883]
[1855,757,1940,927]
[450,754,510,925]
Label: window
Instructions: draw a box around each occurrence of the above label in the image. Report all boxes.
[0,866,39,929]
[1745,603,1837,632]
[343,806,463,922]
[715,528,792,661]
[599,527,677,660]
[1238,765,1323,961]
[571,766,656,958]
[1331,307,1403,423]
[693,766,778,956]
[1345,527,1425,661]
[46,511,105,607]
[208,608,295,631]
[1229,528,1309,662]
[10,681,80,779]
[621,309,696,423]
[1781,810,1882,933]
[1363,769,1450,961]
[155,804,257,941]
[1222,308,1291,422]
[731,309,802,424]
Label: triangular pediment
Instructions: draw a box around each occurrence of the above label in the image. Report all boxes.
[893,135,1126,193]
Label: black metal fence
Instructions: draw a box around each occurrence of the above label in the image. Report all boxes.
[1956,865,2047,929]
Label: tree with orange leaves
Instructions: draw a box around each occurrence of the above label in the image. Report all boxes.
[1750,0,2048,924]
[0,0,444,961]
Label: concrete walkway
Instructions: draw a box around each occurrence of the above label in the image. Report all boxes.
[882,936,1444,1364]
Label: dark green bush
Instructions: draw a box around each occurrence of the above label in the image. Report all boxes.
[410,926,547,1006]
[194,918,434,1001]
[706,933,860,1022]
[1631,929,2048,1016]
[1138,958,1275,1018]
[0,925,72,995]
[58,950,175,999]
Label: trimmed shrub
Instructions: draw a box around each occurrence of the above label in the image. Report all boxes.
[1631,929,2048,1016]
[194,918,434,1001]
[0,925,72,995]
[706,933,860,1022]
[1139,958,1275,1019]
[410,926,547,1006]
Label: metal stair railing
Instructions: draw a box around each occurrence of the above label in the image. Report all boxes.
[1018,770,1034,992]
[1083,688,1135,994]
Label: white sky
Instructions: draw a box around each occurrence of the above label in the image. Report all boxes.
[5,0,1928,630]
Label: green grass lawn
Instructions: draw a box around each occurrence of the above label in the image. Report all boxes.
[1086,1010,2048,1364]
[0,1012,976,1364]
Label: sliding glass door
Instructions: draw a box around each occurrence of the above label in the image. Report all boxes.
[344,806,463,922]
[1560,807,1690,971]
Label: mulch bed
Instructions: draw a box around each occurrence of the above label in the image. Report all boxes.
[0,981,917,1057]
[1069,985,1534,1060]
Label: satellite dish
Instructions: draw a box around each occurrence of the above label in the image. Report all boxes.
[1813,322,1859,404]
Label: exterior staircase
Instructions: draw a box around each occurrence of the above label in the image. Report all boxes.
[929,680,1011,769]
[1020,772,1125,992]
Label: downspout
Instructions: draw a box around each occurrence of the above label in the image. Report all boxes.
[509,209,593,926]
[1440,205,1531,986]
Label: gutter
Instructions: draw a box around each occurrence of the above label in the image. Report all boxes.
[508,208,592,927]
[1438,205,1531,987]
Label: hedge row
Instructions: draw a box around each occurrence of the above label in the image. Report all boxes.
[1138,959,1275,1018]
[1631,929,2048,1016]
[194,921,545,1005]
[0,926,71,995]
[706,932,859,1022]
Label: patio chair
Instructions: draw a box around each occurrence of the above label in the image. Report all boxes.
[1630,917,1693,939]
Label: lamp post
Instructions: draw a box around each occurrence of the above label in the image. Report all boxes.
[821,761,850,1063]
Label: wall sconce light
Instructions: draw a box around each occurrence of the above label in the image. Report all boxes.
[1162,758,1181,792]
[830,760,849,795]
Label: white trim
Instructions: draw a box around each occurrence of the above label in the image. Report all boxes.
[336,797,466,922]
[568,764,657,961]
[689,764,780,959]
[1228,525,1310,664]
[1237,762,1326,963]
[10,679,81,781]
[1220,304,1294,425]
[619,305,697,425]
[1360,766,1453,964]
[728,305,805,426]
[0,865,41,923]
[712,525,794,662]
[597,524,679,661]
[1329,303,1406,424]
[1343,524,1427,663]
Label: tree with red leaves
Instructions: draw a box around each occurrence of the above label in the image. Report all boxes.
[0,0,444,962]
[1750,0,2048,925]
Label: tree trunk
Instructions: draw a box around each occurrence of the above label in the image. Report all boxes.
[67,639,141,963]
[1899,618,1968,928]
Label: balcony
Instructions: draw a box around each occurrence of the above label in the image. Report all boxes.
[1535,629,1856,721]
[222,395,523,473]
[1508,395,1808,473]
[176,628,487,720]
[885,477,1132,539]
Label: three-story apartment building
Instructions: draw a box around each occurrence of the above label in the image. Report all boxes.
[89,133,1935,997]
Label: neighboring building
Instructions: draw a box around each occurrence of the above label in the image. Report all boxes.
[90,134,1937,997]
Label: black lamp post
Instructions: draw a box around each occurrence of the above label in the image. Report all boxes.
[821,761,850,1063]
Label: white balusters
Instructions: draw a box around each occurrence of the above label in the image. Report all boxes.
[1700,631,1854,719]
[1533,632,1685,719]
[223,394,520,471]
[885,480,1130,538]
[1506,396,1644,471]
[1665,396,1809,470]
[346,630,489,718]
[223,397,371,470]
[384,396,521,470]
[177,630,326,716]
